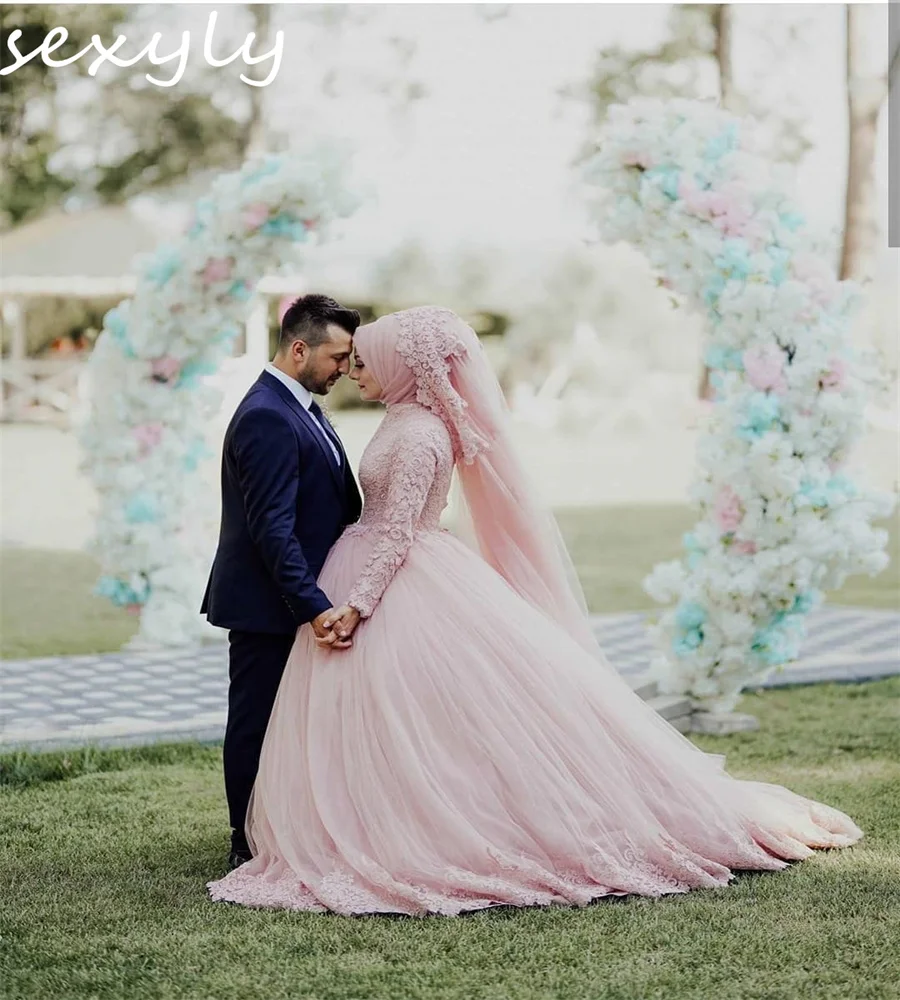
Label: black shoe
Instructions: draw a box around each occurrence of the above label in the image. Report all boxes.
[228,849,252,870]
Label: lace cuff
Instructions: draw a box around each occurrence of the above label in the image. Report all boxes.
[347,437,439,618]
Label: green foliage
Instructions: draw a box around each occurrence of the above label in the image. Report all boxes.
[0,5,128,227]
[90,90,248,203]
[571,4,812,165]
[576,5,720,127]
[0,5,258,228]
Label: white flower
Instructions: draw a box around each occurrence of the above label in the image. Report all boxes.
[584,96,895,708]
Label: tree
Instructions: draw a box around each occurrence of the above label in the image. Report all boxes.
[0,5,274,228]
[840,3,890,281]
[0,5,128,227]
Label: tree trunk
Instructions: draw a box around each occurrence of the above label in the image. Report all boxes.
[712,4,735,109]
[243,3,271,157]
[840,4,888,282]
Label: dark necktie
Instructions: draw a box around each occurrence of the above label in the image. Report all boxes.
[308,400,342,466]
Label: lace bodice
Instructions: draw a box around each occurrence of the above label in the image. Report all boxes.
[346,403,455,617]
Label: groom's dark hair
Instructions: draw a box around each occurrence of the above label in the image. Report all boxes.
[279,294,360,350]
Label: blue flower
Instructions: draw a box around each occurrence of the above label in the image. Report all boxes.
[779,211,805,232]
[177,358,217,390]
[752,616,802,667]
[125,493,159,524]
[796,479,831,509]
[714,239,752,281]
[703,123,739,162]
[228,280,253,302]
[673,628,704,657]
[145,246,182,287]
[96,574,150,607]
[183,437,212,472]
[826,474,857,503]
[675,601,707,631]
[240,156,283,188]
[791,591,819,615]
[736,392,781,440]
[681,533,705,569]
[703,272,727,308]
[213,325,240,346]
[766,245,792,287]
[104,306,134,358]
[705,344,744,371]
[644,165,680,200]
[259,213,301,238]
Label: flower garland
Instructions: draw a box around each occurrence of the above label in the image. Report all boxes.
[583,98,895,711]
[79,149,359,646]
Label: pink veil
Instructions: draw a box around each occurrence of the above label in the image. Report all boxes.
[355,306,599,656]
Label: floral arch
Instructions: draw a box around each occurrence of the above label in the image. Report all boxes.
[79,148,359,647]
[583,98,893,710]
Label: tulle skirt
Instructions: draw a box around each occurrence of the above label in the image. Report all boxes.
[207,526,862,916]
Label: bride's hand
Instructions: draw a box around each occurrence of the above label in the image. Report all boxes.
[315,605,361,649]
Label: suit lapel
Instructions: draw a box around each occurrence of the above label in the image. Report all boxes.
[259,372,345,493]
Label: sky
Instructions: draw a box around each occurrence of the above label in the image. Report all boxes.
[253,3,888,259]
[77,3,894,276]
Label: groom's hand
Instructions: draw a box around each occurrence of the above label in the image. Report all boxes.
[311,608,353,650]
[315,605,361,648]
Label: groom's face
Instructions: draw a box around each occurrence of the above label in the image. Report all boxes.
[293,324,354,395]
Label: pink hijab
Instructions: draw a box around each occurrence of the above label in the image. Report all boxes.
[353,307,598,656]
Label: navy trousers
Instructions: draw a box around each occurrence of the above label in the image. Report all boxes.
[223,629,296,854]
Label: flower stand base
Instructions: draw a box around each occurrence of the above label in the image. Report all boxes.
[689,711,761,735]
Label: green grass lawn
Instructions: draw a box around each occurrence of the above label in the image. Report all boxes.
[2,505,896,659]
[1,679,898,1000]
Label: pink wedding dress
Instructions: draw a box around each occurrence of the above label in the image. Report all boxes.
[207,401,861,917]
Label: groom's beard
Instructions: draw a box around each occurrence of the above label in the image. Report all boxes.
[299,373,339,395]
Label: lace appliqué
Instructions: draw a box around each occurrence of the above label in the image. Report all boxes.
[347,425,442,618]
[394,306,491,465]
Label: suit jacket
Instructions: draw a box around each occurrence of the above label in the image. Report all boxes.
[201,370,362,634]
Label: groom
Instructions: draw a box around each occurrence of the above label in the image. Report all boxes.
[201,293,362,869]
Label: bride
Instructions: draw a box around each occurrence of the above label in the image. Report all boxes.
[207,305,861,916]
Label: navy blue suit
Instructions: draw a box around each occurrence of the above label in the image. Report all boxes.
[201,370,361,853]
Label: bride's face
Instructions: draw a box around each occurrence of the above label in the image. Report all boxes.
[349,350,383,401]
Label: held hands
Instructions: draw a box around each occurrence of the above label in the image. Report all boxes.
[311,606,362,651]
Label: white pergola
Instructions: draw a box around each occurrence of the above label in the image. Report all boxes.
[0,205,380,421]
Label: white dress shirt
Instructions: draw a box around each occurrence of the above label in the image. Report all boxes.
[264,363,341,465]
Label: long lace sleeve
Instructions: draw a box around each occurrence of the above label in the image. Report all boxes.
[347,435,441,618]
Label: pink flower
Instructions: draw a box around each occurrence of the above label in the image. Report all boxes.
[621,149,653,169]
[201,257,233,286]
[734,540,758,556]
[792,253,837,307]
[150,356,182,382]
[743,344,788,395]
[242,202,270,230]
[706,192,731,217]
[678,178,712,217]
[134,422,163,455]
[714,485,744,534]
[715,209,752,238]
[820,357,848,391]
[740,218,770,249]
